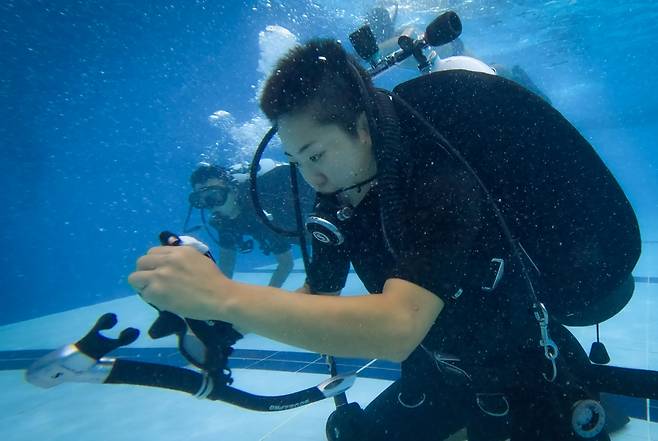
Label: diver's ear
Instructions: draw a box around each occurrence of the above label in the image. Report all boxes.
[355,112,372,147]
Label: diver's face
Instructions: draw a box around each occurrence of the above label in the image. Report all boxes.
[279,111,376,201]
[193,178,239,219]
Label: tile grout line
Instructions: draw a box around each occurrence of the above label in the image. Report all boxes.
[294,355,324,373]
[256,401,321,441]
[244,350,282,369]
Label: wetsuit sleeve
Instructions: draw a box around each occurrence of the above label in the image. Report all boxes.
[259,231,292,256]
[390,166,486,303]
[218,233,239,250]
[210,217,239,250]
[305,239,350,293]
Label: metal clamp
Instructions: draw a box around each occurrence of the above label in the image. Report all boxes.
[194,372,214,399]
[534,303,559,382]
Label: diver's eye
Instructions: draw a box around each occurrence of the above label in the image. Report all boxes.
[309,152,324,163]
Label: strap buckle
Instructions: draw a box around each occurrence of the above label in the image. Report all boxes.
[476,393,510,417]
[534,302,559,382]
[482,258,505,292]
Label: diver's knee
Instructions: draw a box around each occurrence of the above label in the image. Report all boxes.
[325,402,370,441]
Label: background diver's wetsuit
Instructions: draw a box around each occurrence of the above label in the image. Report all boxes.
[210,187,293,256]
[307,72,611,440]
[210,165,313,255]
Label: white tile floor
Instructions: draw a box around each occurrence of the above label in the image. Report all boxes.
[1,253,657,440]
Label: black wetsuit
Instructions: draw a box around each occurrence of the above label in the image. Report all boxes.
[210,191,293,256]
[307,72,608,440]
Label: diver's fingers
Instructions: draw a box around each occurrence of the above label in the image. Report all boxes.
[127,270,152,294]
[135,253,170,271]
[146,246,174,255]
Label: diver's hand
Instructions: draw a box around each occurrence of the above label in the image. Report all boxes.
[128,246,230,321]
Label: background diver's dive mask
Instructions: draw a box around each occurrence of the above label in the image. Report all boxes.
[188,185,230,209]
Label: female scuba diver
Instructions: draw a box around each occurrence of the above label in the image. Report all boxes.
[127,38,641,440]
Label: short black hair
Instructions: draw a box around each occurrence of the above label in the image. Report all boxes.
[259,39,374,136]
[189,164,233,187]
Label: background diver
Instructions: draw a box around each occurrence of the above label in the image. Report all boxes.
[187,162,313,288]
